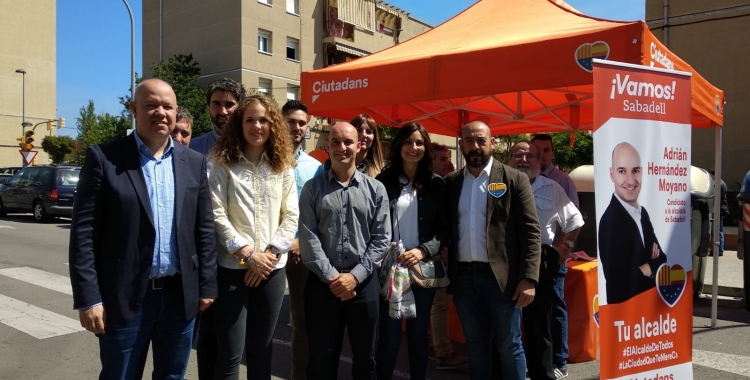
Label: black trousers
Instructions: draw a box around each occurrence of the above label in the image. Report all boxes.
[521,245,560,380]
[305,273,380,380]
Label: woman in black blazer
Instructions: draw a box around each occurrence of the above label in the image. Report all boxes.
[375,123,448,380]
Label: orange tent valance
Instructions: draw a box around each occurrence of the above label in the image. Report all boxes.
[301,0,723,136]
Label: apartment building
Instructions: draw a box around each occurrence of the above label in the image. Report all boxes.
[141,0,461,156]
[646,0,750,186]
[0,0,56,167]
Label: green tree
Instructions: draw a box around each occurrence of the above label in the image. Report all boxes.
[548,131,593,172]
[40,135,75,164]
[77,100,130,148]
[121,54,213,137]
[493,134,531,163]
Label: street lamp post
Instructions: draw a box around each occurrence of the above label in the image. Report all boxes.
[122,0,136,132]
[15,69,33,167]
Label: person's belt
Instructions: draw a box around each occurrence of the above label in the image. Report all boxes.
[456,261,491,270]
[149,274,181,290]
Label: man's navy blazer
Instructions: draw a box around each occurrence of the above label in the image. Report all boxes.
[69,133,217,326]
[598,194,666,304]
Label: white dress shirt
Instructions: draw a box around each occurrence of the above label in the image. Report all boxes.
[393,179,419,249]
[531,176,584,245]
[457,158,494,262]
[614,193,644,246]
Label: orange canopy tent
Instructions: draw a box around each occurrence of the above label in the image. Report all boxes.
[301,0,724,136]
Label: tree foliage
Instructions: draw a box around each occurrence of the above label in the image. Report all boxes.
[40,135,75,164]
[547,131,594,172]
[76,100,130,149]
[120,54,213,137]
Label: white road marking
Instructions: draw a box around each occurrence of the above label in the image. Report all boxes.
[0,267,72,295]
[693,349,750,376]
[272,338,417,379]
[0,225,15,229]
[0,294,84,339]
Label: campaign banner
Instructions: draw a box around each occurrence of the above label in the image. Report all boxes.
[593,60,693,380]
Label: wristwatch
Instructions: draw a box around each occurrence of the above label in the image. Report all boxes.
[268,245,282,256]
[563,240,575,249]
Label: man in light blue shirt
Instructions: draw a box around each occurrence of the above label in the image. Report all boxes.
[282,100,323,380]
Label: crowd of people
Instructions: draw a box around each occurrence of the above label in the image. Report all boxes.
[69,77,585,380]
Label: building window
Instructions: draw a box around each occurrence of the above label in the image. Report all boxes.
[287,85,300,101]
[286,38,299,61]
[258,78,271,95]
[286,0,298,14]
[259,30,271,54]
[258,0,271,5]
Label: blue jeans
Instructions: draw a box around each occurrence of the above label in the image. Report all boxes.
[98,281,195,380]
[453,264,525,380]
[551,263,568,370]
[376,285,435,380]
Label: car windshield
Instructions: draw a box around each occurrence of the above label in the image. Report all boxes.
[57,170,80,187]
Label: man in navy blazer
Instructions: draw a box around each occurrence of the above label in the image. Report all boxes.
[69,78,217,379]
[598,142,666,305]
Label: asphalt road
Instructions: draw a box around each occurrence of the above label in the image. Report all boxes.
[1,213,749,379]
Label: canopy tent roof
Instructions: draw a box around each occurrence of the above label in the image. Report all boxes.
[301,0,724,136]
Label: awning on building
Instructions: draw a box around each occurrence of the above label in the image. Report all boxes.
[334,42,370,57]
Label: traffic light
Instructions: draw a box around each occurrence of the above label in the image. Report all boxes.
[17,135,26,150]
[58,118,65,128]
[23,130,34,151]
[46,120,53,131]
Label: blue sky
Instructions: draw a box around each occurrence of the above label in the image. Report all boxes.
[56,0,644,138]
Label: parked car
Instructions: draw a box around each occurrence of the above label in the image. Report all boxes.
[0,165,81,222]
[0,167,22,185]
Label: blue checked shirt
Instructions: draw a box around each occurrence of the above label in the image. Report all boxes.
[133,132,179,279]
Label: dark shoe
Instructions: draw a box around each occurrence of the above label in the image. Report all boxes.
[428,346,436,361]
[435,352,468,370]
[554,367,568,379]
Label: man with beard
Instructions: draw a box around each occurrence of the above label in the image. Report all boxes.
[282,100,322,379]
[444,121,541,379]
[599,142,666,304]
[508,141,583,380]
[189,77,247,157]
[193,77,246,380]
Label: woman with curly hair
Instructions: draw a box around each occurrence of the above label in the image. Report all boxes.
[205,95,299,380]
[374,123,448,380]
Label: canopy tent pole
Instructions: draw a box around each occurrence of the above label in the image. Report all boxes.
[711,124,722,328]
[457,110,468,169]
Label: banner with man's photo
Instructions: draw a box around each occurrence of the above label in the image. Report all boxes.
[593,60,693,380]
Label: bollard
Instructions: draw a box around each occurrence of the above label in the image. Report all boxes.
[736,170,750,312]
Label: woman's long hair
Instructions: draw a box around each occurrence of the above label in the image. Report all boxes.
[350,114,384,177]
[381,123,434,193]
[210,95,295,173]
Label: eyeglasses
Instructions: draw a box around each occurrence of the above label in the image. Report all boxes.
[511,152,537,160]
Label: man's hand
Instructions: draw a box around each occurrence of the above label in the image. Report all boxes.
[336,289,357,301]
[397,248,425,268]
[553,245,569,265]
[199,298,214,312]
[651,243,659,259]
[249,249,277,277]
[79,304,106,334]
[329,273,358,298]
[639,263,653,278]
[513,279,536,308]
[289,238,301,264]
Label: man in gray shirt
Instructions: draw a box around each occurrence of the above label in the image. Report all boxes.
[299,122,391,380]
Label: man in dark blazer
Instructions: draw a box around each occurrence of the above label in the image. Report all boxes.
[599,142,666,305]
[445,121,542,380]
[69,78,217,379]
